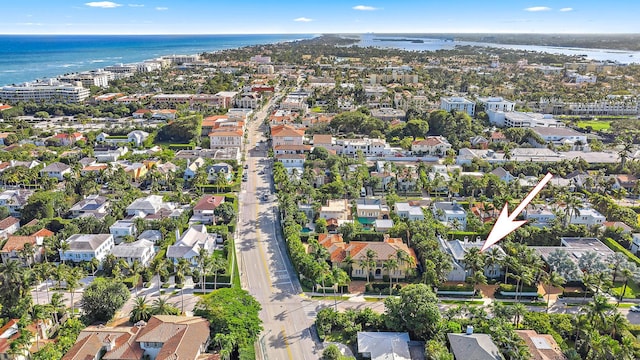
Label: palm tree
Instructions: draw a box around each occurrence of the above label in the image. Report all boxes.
[195,248,209,290]
[484,247,503,279]
[19,242,35,268]
[213,333,237,360]
[541,271,566,312]
[343,254,355,277]
[608,312,628,340]
[563,192,582,226]
[466,270,487,298]
[151,296,179,315]
[511,302,527,328]
[383,258,398,295]
[49,292,65,325]
[66,266,84,317]
[618,263,639,303]
[360,249,377,284]
[130,296,152,323]
[463,247,485,274]
[584,295,614,331]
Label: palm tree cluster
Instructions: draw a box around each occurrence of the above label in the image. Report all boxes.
[129,296,180,323]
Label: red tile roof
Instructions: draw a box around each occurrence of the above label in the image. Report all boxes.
[193,195,225,211]
[1,235,36,253]
[0,216,19,230]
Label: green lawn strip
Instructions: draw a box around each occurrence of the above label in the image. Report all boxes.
[310,295,351,301]
[610,281,640,299]
[576,120,611,131]
[440,299,485,305]
[617,303,636,308]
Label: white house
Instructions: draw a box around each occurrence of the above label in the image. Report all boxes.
[632,233,640,255]
[432,201,467,229]
[394,202,425,221]
[0,190,32,218]
[0,216,20,239]
[569,207,606,227]
[523,205,557,227]
[111,239,155,267]
[69,195,110,219]
[126,195,176,218]
[127,130,150,147]
[477,97,515,112]
[109,220,137,243]
[529,127,589,150]
[183,157,206,181]
[440,97,475,116]
[190,195,225,225]
[166,225,219,266]
[40,162,71,181]
[411,136,451,156]
[60,234,114,264]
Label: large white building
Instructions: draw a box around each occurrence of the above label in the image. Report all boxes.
[0,83,90,103]
[488,110,564,128]
[60,234,114,263]
[477,97,515,112]
[440,97,475,116]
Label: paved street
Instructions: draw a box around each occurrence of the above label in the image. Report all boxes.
[237,99,322,359]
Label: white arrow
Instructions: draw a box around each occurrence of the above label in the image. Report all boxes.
[480,172,554,252]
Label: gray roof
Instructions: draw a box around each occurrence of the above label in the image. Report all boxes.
[138,230,162,242]
[447,333,504,360]
[531,126,585,137]
[357,332,411,360]
[42,162,70,172]
[111,240,154,258]
[70,195,108,212]
[66,234,113,251]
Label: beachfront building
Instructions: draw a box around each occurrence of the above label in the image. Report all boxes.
[0,82,90,104]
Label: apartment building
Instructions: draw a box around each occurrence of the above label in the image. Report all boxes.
[440,97,475,116]
[0,83,90,103]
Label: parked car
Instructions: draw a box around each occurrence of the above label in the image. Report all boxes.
[630,305,640,312]
[262,193,269,201]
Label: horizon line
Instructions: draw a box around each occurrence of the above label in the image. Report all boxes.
[2,32,640,36]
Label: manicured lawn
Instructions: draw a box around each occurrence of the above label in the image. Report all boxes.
[440,299,485,305]
[311,106,324,113]
[576,120,611,131]
[610,281,640,299]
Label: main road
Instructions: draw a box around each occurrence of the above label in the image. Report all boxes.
[236,95,322,359]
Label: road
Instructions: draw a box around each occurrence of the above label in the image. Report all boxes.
[237,97,322,359]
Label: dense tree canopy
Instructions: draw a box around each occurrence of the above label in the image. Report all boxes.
[81,278,130,323]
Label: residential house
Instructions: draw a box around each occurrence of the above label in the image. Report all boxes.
[109,220,136,243]
[209,128,244,151]
[127,130,150,147]
[356,199,390,227]
[615,174,638,194]
[0,216,20,239]
[524,205,557,227]
[122,162,148,182]
[40,162,71,181]
[62,315,210,360]
[0,190,32,217]
[60,234,114,264]
[469,136,489,149]
[126,195,178,218]
[276,154,305,175]
[440,97,475,116]
[183,157,206,181]
[94,146,128,162]
[317,234,417,280]
[395,202,425,221]
[447,332,504,360]
[438,237,504,282]
[411,136,452,156]
[533,237,615,281]
[1,235,39,265]
[190,195,225,225]
[80,163,109,177]
[271,125,305,147]
[356,332,413,360]
[515,330,567,360]
[490,131,508,144]
[312,134,337,153]
[603,221,633,234]
[111,239,155,267]
[319,199,350,222]
[0,132,14,146]
[69,195,109,219]
[337,138,392,157]
[568,206,606,227]
[491,167,515,182]
[167,225,220,265]
[529,127,589,150]
[432,202,467,229]
[0,319,41,360]
[207,162,233,182]
[138,230,162,243]
[51,132,84,146]
[374,219,394,233]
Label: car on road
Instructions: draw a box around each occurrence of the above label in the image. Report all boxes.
[262,193,269,201]
[630,305,640,312]
[243,164,248,169]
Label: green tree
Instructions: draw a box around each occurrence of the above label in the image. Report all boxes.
[214,202,236,224]
[193,288,263,354]
[151,296,180,316]
[130,296,153,323]
[81,278,130,323]
[384,284,441,340]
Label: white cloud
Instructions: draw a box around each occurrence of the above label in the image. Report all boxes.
[155,7,168,11]
[294,17,313,22]
[524,6,551,12]
[353,5,379,11]
[559,7,573,12]
[128,4,144,7]
[85,1,122,8]
[17,22,43,26]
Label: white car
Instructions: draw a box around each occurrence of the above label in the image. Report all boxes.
[630,305,640,312]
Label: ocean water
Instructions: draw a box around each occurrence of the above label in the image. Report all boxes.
[0,34,314,86]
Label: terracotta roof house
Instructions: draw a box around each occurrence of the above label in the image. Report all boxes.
[271,125,305,147]
[515,330,566,360]
[317,234,418,280]
[190,195,225,224]
[411,136,452,156]
[63,316,210,360]
[1,234,39,265]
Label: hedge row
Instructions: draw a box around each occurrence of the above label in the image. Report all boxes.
[602,237,640,268]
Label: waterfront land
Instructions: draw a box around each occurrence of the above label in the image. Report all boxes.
[2,34,640,359]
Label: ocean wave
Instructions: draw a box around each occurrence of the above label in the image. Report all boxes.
[1,70,18,73]
[90,59,106,63]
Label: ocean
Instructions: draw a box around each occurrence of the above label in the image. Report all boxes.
[0,34,315,86]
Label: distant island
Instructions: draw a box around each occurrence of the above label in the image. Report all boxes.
[366,33,640,51]
[373,38,425,43]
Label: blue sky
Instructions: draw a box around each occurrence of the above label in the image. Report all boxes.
[2,1,639,34]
